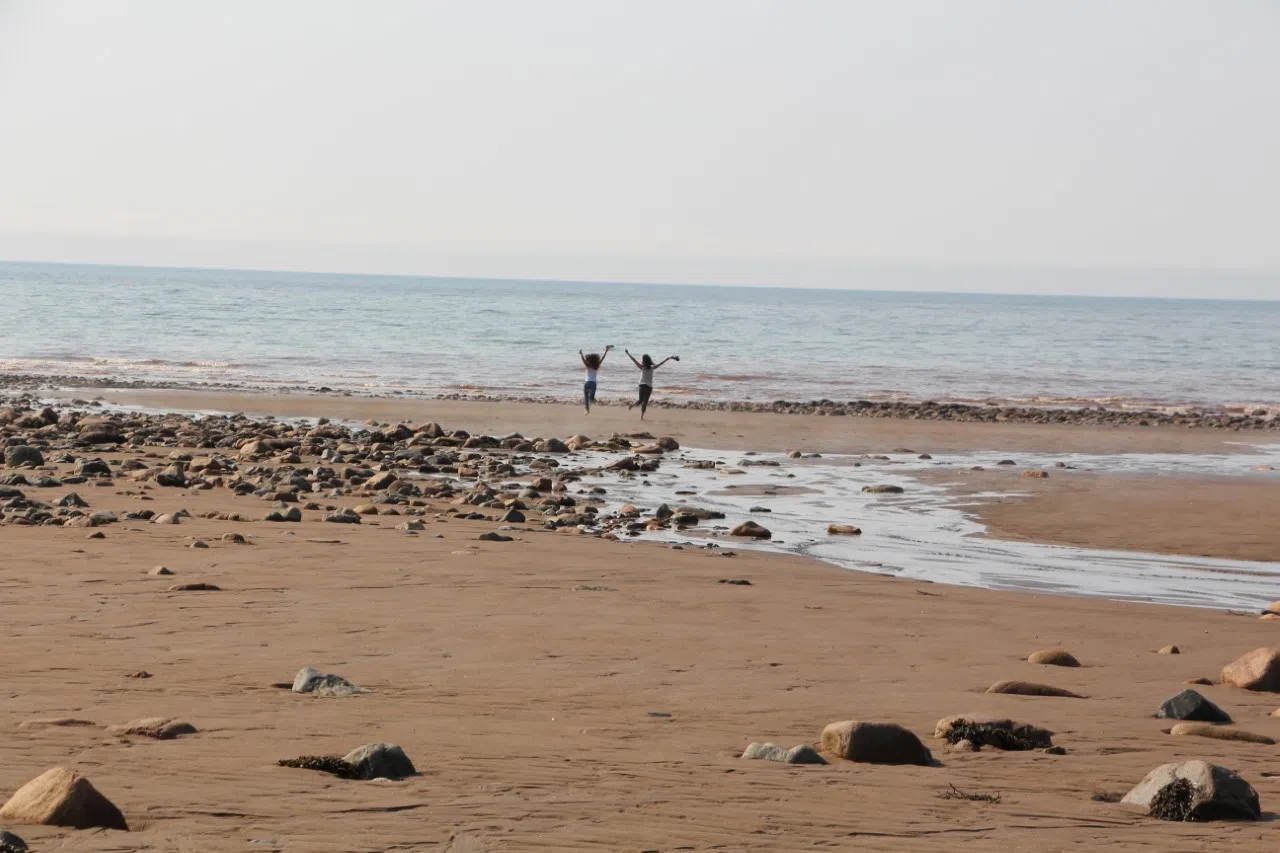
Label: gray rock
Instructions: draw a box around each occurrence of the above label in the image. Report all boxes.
[478,532,512,542]
[500,508,525,523]
[324,510,361,524]
[396,519,426,531]
[57,492,90,508]
[1156,689,1232,724]
[742,742,828,764]
[341,742,416,780]
[76,458,112,477]
[292,666,363,697]
[5,446,44,468]
[821,721,933,766]
[1121,760,1260,821]
[861,484,905,494]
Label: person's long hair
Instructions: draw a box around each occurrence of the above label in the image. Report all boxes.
[641,354,654,368]
[584,353,602,369]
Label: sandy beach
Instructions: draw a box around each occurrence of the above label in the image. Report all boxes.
[1,394,1279,851]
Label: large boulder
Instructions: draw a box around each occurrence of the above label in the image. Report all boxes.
[4,446,44,468]
[77,419,124,444]
[1121,760,1260,821]
[341,743,416,780]
[1221,648,1280,691]
[0,767,128,830]
[1156,689,1232,723]
[820,721,933,766]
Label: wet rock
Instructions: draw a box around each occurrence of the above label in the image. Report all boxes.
[985,680,1084,698]
[1027,649,1080,667]
[1156,689,1231,723]
[1121,760,1259,821]
[1220,647,1280,691]
[1168,723,1274,744]
[827,524,862,535]
[1021,469,1050,479]
[535,438,569,454]
[861,484,904,494]
[0,829,26,853]
[478,532,513,542]
[341,742,416,780]
[821,721,932,766]
[107,717,197,739]
[292,666,363,697]
[656,436,680,451]
[0,767,128,830]
[741,742,827,764]
[730,520,771,539]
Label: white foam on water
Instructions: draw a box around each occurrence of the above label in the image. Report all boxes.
[574,444,1280,610]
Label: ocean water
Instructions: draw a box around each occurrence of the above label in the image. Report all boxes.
[1,261,1277,409]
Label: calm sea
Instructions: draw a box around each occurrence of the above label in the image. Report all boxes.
[1,261,1276,409]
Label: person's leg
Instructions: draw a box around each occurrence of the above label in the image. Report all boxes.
[639,384,652,419]
[583,381,595,412]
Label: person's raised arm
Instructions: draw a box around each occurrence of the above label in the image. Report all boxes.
[599,344,614,364]
[655,355,680,369]
[625,349,642,368]
[579,350,589,368]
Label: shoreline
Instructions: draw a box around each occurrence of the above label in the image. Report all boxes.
[1,371,1276,431]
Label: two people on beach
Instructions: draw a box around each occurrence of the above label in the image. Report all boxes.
[578,346,679,419]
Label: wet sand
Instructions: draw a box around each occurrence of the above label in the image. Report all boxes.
[2,396,1279,850]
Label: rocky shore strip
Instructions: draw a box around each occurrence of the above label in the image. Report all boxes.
[3,372,1276,431]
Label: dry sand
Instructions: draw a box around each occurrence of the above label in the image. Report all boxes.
[3,397,1280,850]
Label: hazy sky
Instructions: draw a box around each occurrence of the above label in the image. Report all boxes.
[0,0,1277,296]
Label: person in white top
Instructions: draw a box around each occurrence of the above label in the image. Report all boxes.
[625,350,679,420]
[578,345,613,414]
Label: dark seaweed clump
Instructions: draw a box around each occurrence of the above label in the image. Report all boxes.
[278,755,361,779]
[1150,778,1198,822]
[944,721,1041,751]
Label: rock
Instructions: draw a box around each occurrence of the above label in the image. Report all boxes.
[0,829,26,853]
[291,666,362,697]
[1185,677,1215,686]
[500,508,525,523]
[0,767,128,830]
[1027,649,1080,667]
[151,513,181,525]
[148,566,174,576]
[718,578,752,586]
[565,434,591,450]
[1021,470,1050,479]
[353,504,379,515]
[1121,760,1259,821]
[827,524,862,536]
[535,438,569,454]
[64,516,96,529]
[4,446,44,468]
[1155,689,1232,723]
[1221,647,1280,691]
[263,511,287,522]
[57,492,89,508]
[985,680,1084,698]
[341,743,416,780]
[1043,746,1067,755]
[1168,723,1274,744]
[154,464,187,487]
[933,715,1054,749]
[861,484,904,494]
[107,717,197,739]
[363,470,397,491]
[730,520,771,539]
[167,583,219,592]
[656,436,680,451]
[396,519,426,532]
[741,742,827,764]
[478,532,512,542]
[1158,645,1180,655]
[820,721,933,766]
[324,510,361,524]
[85,531,106,540]
[190,540,209,549]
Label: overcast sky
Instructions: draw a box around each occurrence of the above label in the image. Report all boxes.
[0,0,1277,296]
